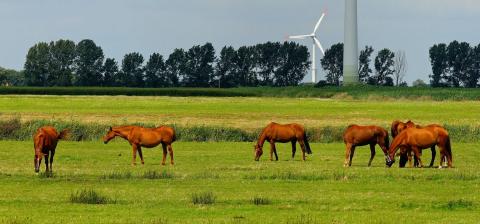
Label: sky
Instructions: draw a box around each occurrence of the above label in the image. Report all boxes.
[1,0,480,84]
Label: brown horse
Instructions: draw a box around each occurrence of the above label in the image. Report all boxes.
[103,125,176,166]
[33,126,69,173]
[254,122,312,161]
[343,125,390,167]
[391,120,436,167]
[386,125,453,168]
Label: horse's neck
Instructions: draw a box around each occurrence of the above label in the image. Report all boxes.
[114,127,134,139]
[257,131,268,147]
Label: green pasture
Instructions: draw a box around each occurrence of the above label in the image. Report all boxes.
[0,141,479,224]
[1,95,479,129]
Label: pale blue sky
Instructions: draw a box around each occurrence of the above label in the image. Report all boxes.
[1,0,479,84]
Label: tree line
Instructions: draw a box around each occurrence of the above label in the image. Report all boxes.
[429,41,480,87]
[21,39,310,87]
[319,43,408,87]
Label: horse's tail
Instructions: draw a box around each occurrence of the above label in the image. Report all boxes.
[172,129,177,143]
[303,132,312,154]
[58,129,70,140]
[445,135,453,162]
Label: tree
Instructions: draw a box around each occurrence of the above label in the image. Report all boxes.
[0,67,24,86]
[165,49,185,87]
[320,43,343,86]
[102,58,118,86]
[446,41,471,87]
[467,43,480,88]
[120,52,144,87]
[47,39,76,86]
[373,48,395,86]
[144,53,167,87]
[256,42,281,86]
[393,50,407,86]
[274,42,310,86]
[358,46,374,83]
[24,42,50,86]
[233,46,258,86]
[412,79,427,87]
[74,39,104,86]
[182,43,215,87]
[214,46,237,88]
[429,43,448,87]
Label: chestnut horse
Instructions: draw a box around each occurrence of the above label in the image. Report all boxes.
[343,125,390,167]
[33,126,69,173]
[391,120,436,167]
[386,125,452,168]
[103,125,176,166]
[254,122,312,161]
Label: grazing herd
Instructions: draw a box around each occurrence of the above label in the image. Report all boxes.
[31,120,453,173]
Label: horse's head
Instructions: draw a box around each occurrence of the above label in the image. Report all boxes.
[405,120,415,128]
[385,153,395,167]
[103,127,116,144]
[253,144,263,161]
[34,149,43,173]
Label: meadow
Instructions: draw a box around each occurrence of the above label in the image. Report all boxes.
[0,94,479,223]
[0,141,479,224]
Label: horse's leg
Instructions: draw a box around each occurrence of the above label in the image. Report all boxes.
[344,143,352,167]
[368,143,376,167]
[269,141,274,161]
[299,141,306,161]
[291,140,297,160]
[49,150,55,172]
[44,153,49,173]
[429,146,436,167]
[131,144,138,166]
[161,143,167,165]
[349,146,356,167]
[408,149,415,167]
[168,144,174,165]
[137,147,144,165]
[412,147,423,168]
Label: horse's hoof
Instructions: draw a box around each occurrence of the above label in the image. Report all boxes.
[161,163,166,166]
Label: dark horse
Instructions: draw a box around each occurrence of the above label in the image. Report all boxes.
[343,125,390,167]
[391,120,436,167]
[103,126,176,166]
[254,122,312,161]
[33,126,69,173]
[386,125,453,168]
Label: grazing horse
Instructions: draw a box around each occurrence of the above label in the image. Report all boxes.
[33,126,69,173]
[254,122,312,161]
[103,126,176,166]
[391,120,436,167]
[386,125,453,168]
[343,125,390,167]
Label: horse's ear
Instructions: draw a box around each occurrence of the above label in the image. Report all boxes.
[109,126,112,131]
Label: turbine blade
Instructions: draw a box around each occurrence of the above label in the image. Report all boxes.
[289,34,312,39]
[313,13,325,33]
[313,37,325,55]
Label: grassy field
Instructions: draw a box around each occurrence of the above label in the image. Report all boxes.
[0,94,479,223]
[1,95,480,129]
[0,140,479,224]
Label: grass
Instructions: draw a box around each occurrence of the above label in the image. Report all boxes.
[252,196,271,205]
[69,189,114,204]
[191,192,216,205]
[0,141,479,223]
[1,95,480,130]
[2,86,480,100]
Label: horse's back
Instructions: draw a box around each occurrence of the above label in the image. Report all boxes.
[263,122,304,142]
[344,125,386,145]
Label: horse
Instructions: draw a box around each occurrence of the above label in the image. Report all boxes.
[254,122,312,161]
[33,126,69,173]
[103,125,176,166]
[386,125,453,168]
[391,120,436,167]
[342,125,390,167]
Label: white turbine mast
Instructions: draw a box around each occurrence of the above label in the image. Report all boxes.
[289,12,326,83]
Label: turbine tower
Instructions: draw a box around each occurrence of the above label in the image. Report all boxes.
[289,13,326,84]
[343,0,359,85]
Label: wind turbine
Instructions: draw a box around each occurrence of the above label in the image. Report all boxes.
[289,12,326,83]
